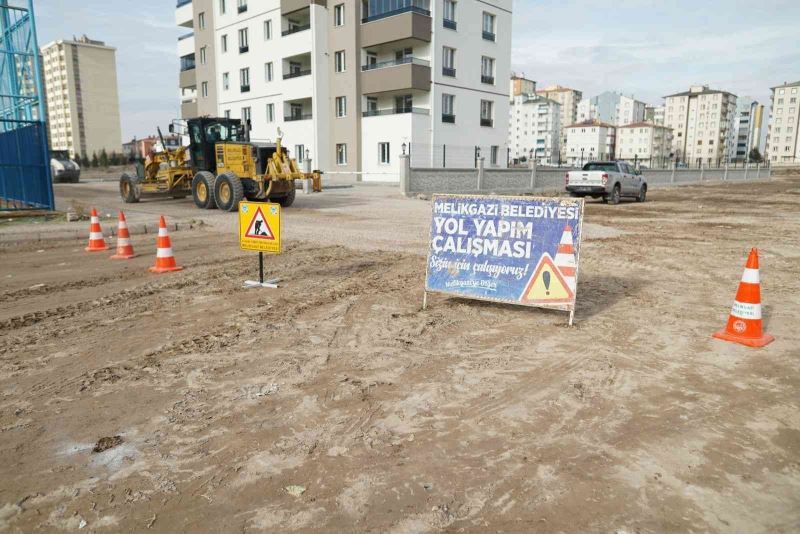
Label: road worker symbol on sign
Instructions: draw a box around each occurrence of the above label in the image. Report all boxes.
[239,201,281,253]
[519,253,574,305]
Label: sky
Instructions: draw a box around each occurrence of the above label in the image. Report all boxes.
[33,0,800,140]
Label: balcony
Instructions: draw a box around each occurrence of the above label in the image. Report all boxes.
[285,113,312,122]
[443,18,456,30]
[180,54,196,72]
[179,68,196,89]
[241,84,250,93]
[283,69,311,79]
[361,8,431,48]
[442,67,455,77]
[362,4,430,23]
[481,75,494,85]
[178,31,194,41]
[282,23,310,36]
[176,0,193,28]
[480,118,493,127]
[361,60,431,94]
[238,3,247,13]
[442,113,455,123]
[362,107,429,117]
[239,45,249,54]
[482,31,496,42]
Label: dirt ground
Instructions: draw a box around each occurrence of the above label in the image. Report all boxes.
[1,178,799,532]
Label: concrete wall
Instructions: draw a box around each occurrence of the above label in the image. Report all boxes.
[403,161,772,196]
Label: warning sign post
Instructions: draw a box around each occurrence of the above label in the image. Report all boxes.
[423,194,584,325]
[238,201,282,288]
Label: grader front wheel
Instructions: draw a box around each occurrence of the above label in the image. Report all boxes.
[214,171,244,212]
[119,173,141,203]
[192,171,217,209]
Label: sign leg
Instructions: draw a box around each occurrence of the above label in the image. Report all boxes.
[568,310,575,327]
[422,291,428,310]
[259,251,264,284]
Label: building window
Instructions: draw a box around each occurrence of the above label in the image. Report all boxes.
[238,28,249,53]
[200,46,207,64]
[490,145,498,165]
[379,142,390,165]
[201,81,208,97]
[222,72,229,90]
[442,46,455,77]
[265,62,273,81]
[366,96,378,114]
[295,144,305,162]
[480,56,494,84]
[241,106,251,125]
[335,96,346,117]
[221,34,228,53]
[336,143,347,165]
[334,50,346,72]
[482,12,495,41]
[238,0,247,13]
[224,109,231,119]
[443,0,456,29]
[334,4,345,26]
[442,93,455,123]
[240,67,250,92]
[480,100,494,127]
[198,12,206,30]
[266,103,275,122]
[264,19,272,39]
[220,0,226,14]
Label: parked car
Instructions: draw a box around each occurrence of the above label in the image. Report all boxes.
[50,150,81,183]
[565,161,647,204]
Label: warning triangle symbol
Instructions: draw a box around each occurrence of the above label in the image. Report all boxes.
[245,206,275,240]
[519,253,575,304]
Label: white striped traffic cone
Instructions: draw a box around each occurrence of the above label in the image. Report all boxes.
[148,216,183,273]
[110,210,136,259]
[554,224,577,293]
[85,207,109,252]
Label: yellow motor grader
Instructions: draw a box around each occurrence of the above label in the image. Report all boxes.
[120,117,321,211]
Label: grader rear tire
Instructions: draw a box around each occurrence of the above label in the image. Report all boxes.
[214,171,244,212]
[192,171,217,209]
[277,185,296,208]
[119,173,141,203]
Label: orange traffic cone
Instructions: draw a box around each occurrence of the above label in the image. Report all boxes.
[713,248,774,347]
[110,210,136,259]
[554,224,577,294]
[85,208,109,251]
[149,216,183,273]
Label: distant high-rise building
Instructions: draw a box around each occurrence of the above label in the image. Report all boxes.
[510,73,536,96]
[576,91,646,126]
[536,85,582,163]
[40,35,122,158]
[508,94,560,164]
[663,84,737,165]
[765,80,800,164]
[732,97,764,162]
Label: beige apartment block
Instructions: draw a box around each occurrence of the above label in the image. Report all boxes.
[510,73,535,97]
[615,122,673,168]
[765,80,800,164]
[536,84,582,163]
[663,84,737,166]
[41,35,122,159]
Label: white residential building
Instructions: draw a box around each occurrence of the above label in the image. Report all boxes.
[732,97,764,162]
[765,80,799,164]
[41,35,122,158]
[536,85,582,163]
[645,104,665,125]
[509,73,535,97]
[508,94,560,164]
[176,0,512,180]
[576,91,646,126]
[564,119,616,166]
[663,84,737,165]
[615,122,673,168]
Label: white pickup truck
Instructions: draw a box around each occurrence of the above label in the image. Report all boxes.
[565,161,647,204]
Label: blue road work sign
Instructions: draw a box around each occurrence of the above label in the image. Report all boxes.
[425,195,585,312]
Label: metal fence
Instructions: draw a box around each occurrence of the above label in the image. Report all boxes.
[0,0,54,211]
[409,143,513,169]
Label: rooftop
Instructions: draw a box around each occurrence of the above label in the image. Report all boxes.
[770,80,800,89]
[537,85,580,94]
[618,121,672,129]
[664,84,736,98]
[566,119,616,129]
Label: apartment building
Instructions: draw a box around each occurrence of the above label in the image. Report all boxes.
[615,122,673,168]
[576,91,646,126]
[40,35,122,158]
[564,119,615,166]
[536,85,581,163]
[507,93,560,164]
[645,104,665,126]
[731,97,764,162]
[176,0,512,180]
[509,73,535,97]
[765,80,800,164]
[663,84,737,165]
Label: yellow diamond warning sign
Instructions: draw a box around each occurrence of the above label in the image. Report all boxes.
[519,253,574,305]
[239,201,281,253]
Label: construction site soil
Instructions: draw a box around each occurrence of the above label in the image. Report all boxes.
[1,178,799,532]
